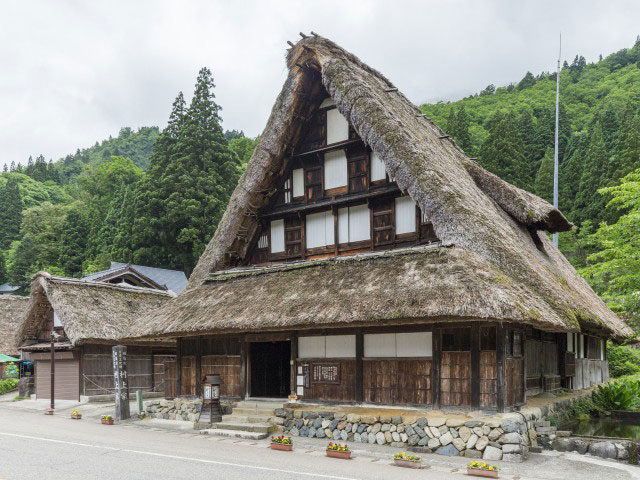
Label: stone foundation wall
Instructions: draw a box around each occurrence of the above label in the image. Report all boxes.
[546,435,636,463]
[276,409,533,463]
[143,398,232,422]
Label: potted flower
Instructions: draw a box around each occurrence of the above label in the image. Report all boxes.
[70,410,82,420]
[287,394,298,404]
[270,435,293,451]
[44,407,54,415]
[326,442,351,459]
[101,415,114,425]
[393,452,423,469]
[467,461,499,478]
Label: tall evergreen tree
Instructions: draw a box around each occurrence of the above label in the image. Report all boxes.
[478,111,531,190]
[0,176,23,250]
[58,208,89,277]
[455,106,472,153]
[573,122,610,224]
[534,148,555,203]
[0,253,7,285]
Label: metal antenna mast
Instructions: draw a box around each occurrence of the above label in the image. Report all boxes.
[553,33,561,247]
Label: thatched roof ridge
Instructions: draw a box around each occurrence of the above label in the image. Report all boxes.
[0,295,29,356]
[16,272,174,347]
[179,35,629,340]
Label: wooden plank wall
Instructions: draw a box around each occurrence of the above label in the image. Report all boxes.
[153,355,175,393]
[81,345,153,396]
[440,352,471,407]
[363,359,431,405]
[201,355,242,398]
[302,359,356,402]
[574,359,609,389]
[505,357,524,406]
[164,360,177,398]
[180,356,196,396]
[479,351,497,408]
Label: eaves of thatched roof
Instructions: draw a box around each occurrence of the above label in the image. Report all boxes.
[16,272,175,348]
[0,295,29,356]
[138,35,629,341]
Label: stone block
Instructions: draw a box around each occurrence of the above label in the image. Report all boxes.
[450,428,459,438]
[488,428,501,441]
[446,418,465,428]
[361,415,378,424]
[499,432,521,444]
[354,433,361,443]
[435,444,460,456]
[459,426,472,442]
[427,437,441,449]
[290,427,299,437]
[308,426,316,437]
[346,414,361,423]
[416,417,428,427]
[396,424,404,433]
[376,432,386,445]
[502,444,522,455]
[588,441,617,459]
[392,432,400,442]
[391,416,402,425]
[483,445,503,461]
[429,426,441,438]
[475,436,489,451]
[379,416,392,424]
[274,408,286,418]
[418,436,429,446]
[615,443,628,460]
[440,431,453,446]
[303,411,318,420]
[384,431,393,443]
[439,425,449,435]
[464,449,482,458]
[404,425,415,436]
[414,426,426,438]
[381,423,391,432]
[453,438,466,451]
[332,428,340,439]
[501,418,521,433]
[321,419,331,429]
[294,410,303,419]
[368,433,376,444]
[400,433,408,442]
[408,434,419,446]
[465,421,484,428]
[428,417,446,427]
[466,434,479,450]
[391,442,406,448]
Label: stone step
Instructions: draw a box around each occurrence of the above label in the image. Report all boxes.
[211,421,273,433]
[535,426,557,435]
[534,420,551,428]
[201,428,269,440]
[231,407,278,416]
[221,414,272,424]
[234,400,285,410]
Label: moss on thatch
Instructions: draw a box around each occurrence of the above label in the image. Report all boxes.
[0,295,29,356]
[16,272,174,347]
[155,35,629,341]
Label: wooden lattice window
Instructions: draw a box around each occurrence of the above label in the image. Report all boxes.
[372,199,394,246]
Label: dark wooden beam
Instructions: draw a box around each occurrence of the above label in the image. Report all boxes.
[240,336,248,399]
[292,138,362,158]
[176,337,182,397]
[290,332,298,396]
[355,330,364,403]
[496,326,505,413]
[195,337,202,397]
[432,328,441,409]
[471,325,480,409]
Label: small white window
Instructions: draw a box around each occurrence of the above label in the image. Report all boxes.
[326,108,349,144]
[397,332,432,357]
[258,234,268,249]
[370,151,386,182]
[324,150,348,190]
[567,332,574,353]
[305,210,335,249]
[292,168,304,198]
[338,204,370,243]
[270,219,285,253]
[364,333,396,357]
[298,336,325,358]
[53,311,62,327]
[395,196,416,234]
[298,335,356,358]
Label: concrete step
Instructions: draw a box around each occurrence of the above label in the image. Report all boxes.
[221,414,272,424]
[535,426,557,435]
[234,400,284,410]
[231,407,278,416]
[211,421,273,433]
[201,428,268,440]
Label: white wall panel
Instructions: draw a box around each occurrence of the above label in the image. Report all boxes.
[292,168,304,198]
[348,204,370,242]
[364,333,396,357]
[326,109,349,144]
[370,151,386,182]
[306,210,334,248]
[395,196,416,234]
[397,332,432,357]
[270,219,285,253]
[338,207,349,244]
[324,150,348,189]
[298,336,325,358]
[567,332,574,353]
[325,335,356,358]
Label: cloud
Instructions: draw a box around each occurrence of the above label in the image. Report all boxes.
[1,0,639,169]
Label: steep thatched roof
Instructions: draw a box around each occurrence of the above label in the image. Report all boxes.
[16,272,174,348]
[0,295,29,356]
[136,35,629,341]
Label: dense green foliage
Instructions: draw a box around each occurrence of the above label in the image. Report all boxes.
[0,68,258,286]
[548,395,597,426]
[0,378,18,395]
[607,342,640,377]
[592,376,640,412]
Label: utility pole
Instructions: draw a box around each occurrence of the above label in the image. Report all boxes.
[553,33,561,248]
[50,331,55,412]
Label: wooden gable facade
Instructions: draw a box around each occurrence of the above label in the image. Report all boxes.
[246,95,438,266]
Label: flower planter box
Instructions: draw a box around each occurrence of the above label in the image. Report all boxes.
[467,467,499,478]
[101,418,114,425]
[270,443,293,451]
[44,408,54,415]
[71,414,82,420]
[393,458,423,469]
[326,450,351,460]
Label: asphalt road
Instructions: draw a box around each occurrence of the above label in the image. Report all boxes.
[0,406,638,480]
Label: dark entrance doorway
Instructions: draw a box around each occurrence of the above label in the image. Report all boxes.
[250,341,290,398]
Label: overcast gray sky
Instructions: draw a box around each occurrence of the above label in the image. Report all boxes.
[1,0,639,169]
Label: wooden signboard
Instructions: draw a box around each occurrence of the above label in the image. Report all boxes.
[311,363,341,384]
[112,345,130,421]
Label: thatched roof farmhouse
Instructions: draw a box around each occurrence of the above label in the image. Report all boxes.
[127,35,627,411]
[0,295,29,357]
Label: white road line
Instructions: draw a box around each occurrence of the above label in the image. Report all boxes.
[0,431,359,480]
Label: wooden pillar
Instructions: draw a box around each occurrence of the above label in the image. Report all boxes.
[176,337,182,397]
[496,326,505,413]
[241,337,250,399]
[355,330,364,403]
[432,328,441,409]
[471,325,480,409]
[195,338,202,397]
[290,332,298,396]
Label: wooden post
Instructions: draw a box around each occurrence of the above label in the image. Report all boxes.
[471,325,480,409]
[176,338,182,398]
[355,330,364,403]
[432,328,441,409]
[50,332,55,411]
[496,326,505,413]
[112,345,130,421]
[240,337,248,399]
[195,338,202,397]
[290,332,298,396]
